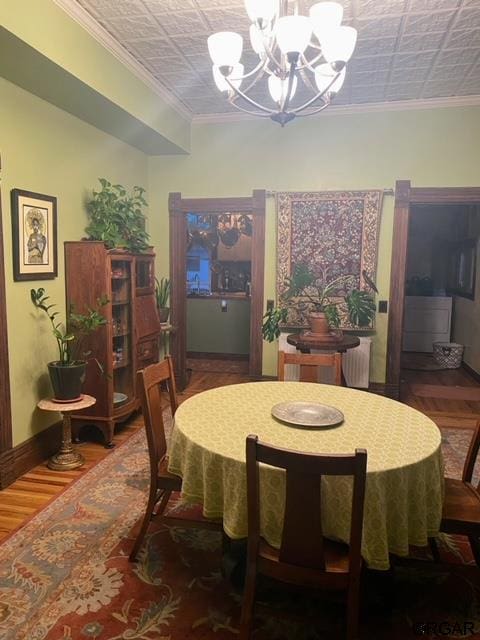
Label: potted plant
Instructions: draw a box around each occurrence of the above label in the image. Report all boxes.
[85,178,150,253]
[262,263,376,342]
[31,288,108,401]
[155,277,171,323]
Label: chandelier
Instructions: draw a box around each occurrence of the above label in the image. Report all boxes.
[207,1,356,126]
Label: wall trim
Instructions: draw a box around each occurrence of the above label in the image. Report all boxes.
[52,0,193,122]
[462,362,480,384]
[193,95,480,125]
[0,421,62,489]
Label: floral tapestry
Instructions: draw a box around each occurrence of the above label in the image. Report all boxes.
[276,190,383,329]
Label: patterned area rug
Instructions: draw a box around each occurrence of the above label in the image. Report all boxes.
[1,425,479,639]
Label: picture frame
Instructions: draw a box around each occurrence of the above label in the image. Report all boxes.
[447,238,477,300]
[11,188,57,281]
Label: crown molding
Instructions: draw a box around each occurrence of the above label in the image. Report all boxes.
[53,0,193,123]
[192,94,480,125]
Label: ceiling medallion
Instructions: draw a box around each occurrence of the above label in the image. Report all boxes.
[207,1,356,126]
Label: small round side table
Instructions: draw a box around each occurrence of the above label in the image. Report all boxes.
[37,395,96,471]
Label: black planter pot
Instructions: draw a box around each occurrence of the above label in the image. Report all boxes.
[158,307,170,323]
[47,361,86,401]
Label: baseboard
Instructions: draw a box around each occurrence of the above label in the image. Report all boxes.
[462,361,480,384]
[368,382,399,399]
[187,351,249,361]
[0,420,62,489]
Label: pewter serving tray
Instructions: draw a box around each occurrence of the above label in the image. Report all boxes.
[271,401,344,428]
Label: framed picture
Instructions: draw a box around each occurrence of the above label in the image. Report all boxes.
[11,189,57,281]
[447,238,477,300]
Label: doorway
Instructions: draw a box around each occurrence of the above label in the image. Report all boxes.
[387,182,480,408]
[169,191,266,390]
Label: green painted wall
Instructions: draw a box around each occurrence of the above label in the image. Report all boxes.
[0,0,190,153]
[187,298,251,354]
[0,77,148,446]
[148,105,480,380]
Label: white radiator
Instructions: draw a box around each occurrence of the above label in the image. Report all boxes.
[278,333,372,388]
[342,337,372,389]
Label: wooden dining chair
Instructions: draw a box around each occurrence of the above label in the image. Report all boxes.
[129,355,221,561]
[278,350,343,385]
[240,435,367,640]
[430,420,480,566]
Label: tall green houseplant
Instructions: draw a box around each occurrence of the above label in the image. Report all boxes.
[85,178,150,253]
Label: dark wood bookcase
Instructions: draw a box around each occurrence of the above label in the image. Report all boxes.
[65,241,160,447]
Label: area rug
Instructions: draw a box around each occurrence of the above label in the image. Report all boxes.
[1,425,479,639]
[410,383,480,402]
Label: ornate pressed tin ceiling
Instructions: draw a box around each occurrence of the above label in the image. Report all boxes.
[70,0,480,118]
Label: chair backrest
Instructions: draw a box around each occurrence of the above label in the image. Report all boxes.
[278,350,342,385]
[136,355,178,475]
[246,435,367,572]
[463,420,480,490]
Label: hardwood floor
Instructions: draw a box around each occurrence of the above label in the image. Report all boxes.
[0,369,251,542]
[0,361,477,543]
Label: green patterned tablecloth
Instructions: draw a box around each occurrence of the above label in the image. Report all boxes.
[168,381,444,570]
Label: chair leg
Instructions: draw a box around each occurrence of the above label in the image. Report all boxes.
[129,484,170,562]
[468,536,480,567]
[429,537,441,562]
[239,566,257,640]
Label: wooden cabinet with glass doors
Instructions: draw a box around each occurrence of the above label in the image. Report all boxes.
[65,241,160,447]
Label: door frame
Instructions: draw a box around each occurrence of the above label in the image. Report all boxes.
[0,155,13,484]
[169,191,266,389]
[386,180,480,397]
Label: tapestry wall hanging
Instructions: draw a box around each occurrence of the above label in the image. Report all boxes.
[276,190,383,329]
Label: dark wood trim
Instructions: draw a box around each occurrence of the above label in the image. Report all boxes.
[367,382,399,398]
[386,183,480,392]
[0,420,62,489]
[174,197,254,213]
[462,361,480,384]
[169,191,266,389]
[0,155,13,455]
[169,192,187,389]
[386,180,411,392]
[249,189,266,378]
[187,351,249,361]
[410,187,480,204]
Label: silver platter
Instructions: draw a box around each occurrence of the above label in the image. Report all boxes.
[271,401,344,428]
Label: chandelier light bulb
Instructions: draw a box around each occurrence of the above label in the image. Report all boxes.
[250,24,267,54]
[207,32,243,67]
[244,0,278,26]
[309,2,343,41]
[206,0,357,124]
[275,15,312,56]
[321,25,357,63]
[268,74,298,103]
[213,64,245,92]
[314,63,346,94]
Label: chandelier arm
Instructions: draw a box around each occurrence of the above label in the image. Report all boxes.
[295,101,331,117]
[226,98,274,118]
[225,77,275,115]
[232,57,269,81]
[280,60,297,114]
[297,66,318,94]
[291,71,340,113]
[297,50,325,72]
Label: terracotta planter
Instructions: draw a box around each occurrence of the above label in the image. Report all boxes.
[47,361,86,401]
[307,311,331,336]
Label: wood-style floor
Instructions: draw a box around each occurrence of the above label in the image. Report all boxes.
[0,363,478,542]
[0,370,250,542]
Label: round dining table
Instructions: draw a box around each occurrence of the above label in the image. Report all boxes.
[168,381,444,570]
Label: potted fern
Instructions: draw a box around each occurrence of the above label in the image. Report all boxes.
[155,277,170,323]
[262,263,376,342]
[31,288,108,401]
